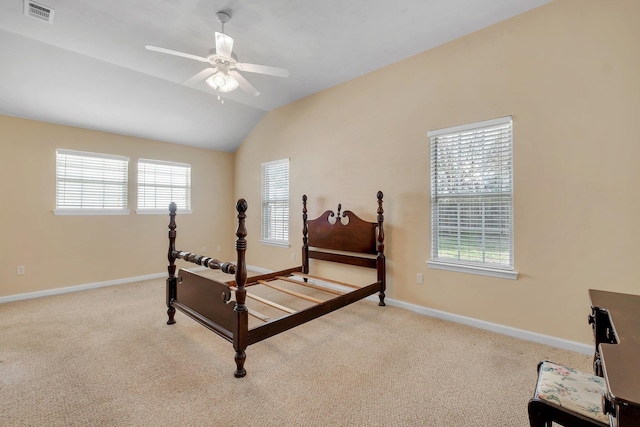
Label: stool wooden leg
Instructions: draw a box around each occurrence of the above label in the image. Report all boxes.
[528,400,552,427]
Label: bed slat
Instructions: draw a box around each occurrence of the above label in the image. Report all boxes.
[275,276,345,295]
[248,308,270,322]
[234,289,296,314]
[257,280,324,304]
[292,272,362,289]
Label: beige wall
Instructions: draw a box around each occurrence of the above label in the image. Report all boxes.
[235,0,640,344]
[0,116,236,297]
[2,0,638,345]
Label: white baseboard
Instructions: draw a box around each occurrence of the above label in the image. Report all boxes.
[0,267,593,355]
[0,272,167,304]
[246,265,273,274]
[0,264,269,304]
[383,298,592,355]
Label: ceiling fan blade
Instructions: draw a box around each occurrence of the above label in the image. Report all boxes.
[236,62,289,78]
[183,68,216,85]
[215,32,234,59]
[145,45,209,63]
[229,71,260,97]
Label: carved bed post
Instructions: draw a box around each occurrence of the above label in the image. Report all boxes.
[376,191,386,306]
[167,202,178,324]
[233,199,249,378]
[302,195,309,275]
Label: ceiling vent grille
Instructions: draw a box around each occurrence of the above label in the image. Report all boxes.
[24,0,55,24]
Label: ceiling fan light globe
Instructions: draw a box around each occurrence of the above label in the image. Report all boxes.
[206,72,239,93]
[213,73,227,87]
[220,76,239,92]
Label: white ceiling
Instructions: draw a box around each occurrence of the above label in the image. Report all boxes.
[0,0,552,152]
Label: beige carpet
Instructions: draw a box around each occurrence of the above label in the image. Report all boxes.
[0,274,591,426]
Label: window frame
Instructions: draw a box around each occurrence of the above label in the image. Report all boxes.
[260,158,290,247]
[136,158,192,215]
[54,148,130,216]
[427,117,518,280]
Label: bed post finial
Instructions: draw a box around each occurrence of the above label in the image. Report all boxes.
[167,202,178,324]
[376,191,386,306]
[233,198,249,378]
[302,195,309,275]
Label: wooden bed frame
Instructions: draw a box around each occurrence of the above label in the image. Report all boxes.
[166,191,385,377]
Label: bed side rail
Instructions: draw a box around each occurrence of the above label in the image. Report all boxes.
[247,281,380,345]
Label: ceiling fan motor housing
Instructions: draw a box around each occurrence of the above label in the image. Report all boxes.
[208,48,237,62]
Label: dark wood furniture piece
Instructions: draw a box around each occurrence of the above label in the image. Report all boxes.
[165,192,386,378]
[588,289,640,426]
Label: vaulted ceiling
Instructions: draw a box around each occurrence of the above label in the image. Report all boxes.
[0,0,552,151]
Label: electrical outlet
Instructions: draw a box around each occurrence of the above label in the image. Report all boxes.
[416,273,423,284]
[291,253,295,261]
[17,265,25,275]
[216,245,221,252]
[201,246,207,254]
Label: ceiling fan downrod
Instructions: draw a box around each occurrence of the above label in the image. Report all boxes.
[216,11,231,33]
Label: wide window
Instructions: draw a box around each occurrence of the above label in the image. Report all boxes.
[428,117,517,279]
[137,159,191,213]
[55,149,129,215]
[261,158,289,246]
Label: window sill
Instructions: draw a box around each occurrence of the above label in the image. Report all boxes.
[260,239,290,248]
[427,260,518,280]
[136,209,192,215]
[53,209,130,216]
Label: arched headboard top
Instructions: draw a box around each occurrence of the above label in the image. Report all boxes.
[306,209,378,255]
[303,192,384,260]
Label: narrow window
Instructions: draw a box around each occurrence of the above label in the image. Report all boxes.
[137,159,191,213]
[261,158,289,246]
[428,117,517,279]
[55,149,129,215]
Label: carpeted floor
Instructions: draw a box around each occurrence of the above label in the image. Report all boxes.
[0,274,591,426]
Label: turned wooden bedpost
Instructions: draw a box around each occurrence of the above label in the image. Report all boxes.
[233,199,249,378]
[166,202,178,324]
[302,195,309,275]
[376,191,386,306]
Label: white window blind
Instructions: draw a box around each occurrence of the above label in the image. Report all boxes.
[55,149,129,214]
[137,159,191,212]
[261,158,289,245]
[428,117,516,278]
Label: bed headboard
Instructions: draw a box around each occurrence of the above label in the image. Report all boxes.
[302,191,384,270]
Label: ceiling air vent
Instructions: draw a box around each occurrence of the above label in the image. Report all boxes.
[24,0,55,24]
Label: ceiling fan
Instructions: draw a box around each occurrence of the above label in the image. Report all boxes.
[145,10,289,101]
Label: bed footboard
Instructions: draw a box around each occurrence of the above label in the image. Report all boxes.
[173,269,234,337]
[165,200,250,378]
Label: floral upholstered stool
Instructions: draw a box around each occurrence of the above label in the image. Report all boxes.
[528,360,610,427]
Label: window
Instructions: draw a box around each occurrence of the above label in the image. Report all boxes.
[261,158,289,246]
[428,117,517,279]
[137,159,191,213]
[55,149,129,215]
